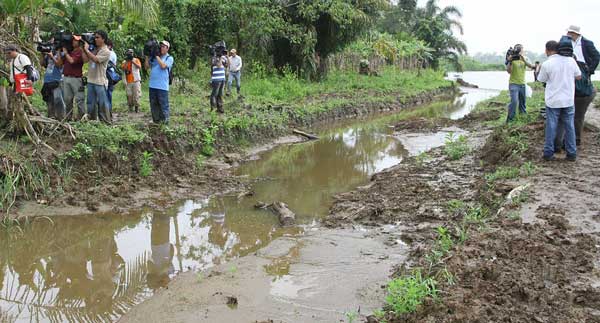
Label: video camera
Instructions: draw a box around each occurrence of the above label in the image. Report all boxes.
[209,41,227,58]
[37,31,96,53]
[505,46,522,63]
[144,39,160,58]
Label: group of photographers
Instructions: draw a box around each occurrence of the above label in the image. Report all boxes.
[506,25,600,161]
[4,30,174,124]
[5,33,245,123]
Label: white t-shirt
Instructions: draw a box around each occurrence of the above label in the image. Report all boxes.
[10,53,32,83]
[537,54,582,109]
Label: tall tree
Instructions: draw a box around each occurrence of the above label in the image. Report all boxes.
[412,0,466,69]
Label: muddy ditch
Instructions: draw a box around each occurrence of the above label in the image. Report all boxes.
[327,105,600,322]
[1,86,492,322]
[8,86,456,218]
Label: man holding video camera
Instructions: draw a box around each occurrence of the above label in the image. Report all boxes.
[56,35,85,120]
[145,40,173,124]
[82,30,112,124]
[121,49,142,113]
[506,44,535,122]
[40,37,66,120]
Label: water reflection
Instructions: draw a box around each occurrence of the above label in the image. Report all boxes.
[0,90,490,322]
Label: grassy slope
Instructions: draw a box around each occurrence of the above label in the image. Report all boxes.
[0,67,452,214]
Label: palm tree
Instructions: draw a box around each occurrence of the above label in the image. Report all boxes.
[412,0,467,70]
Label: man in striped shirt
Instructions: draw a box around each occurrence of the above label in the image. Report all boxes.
[210,56,226,113]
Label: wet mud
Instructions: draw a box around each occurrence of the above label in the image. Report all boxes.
[328,106,600,322]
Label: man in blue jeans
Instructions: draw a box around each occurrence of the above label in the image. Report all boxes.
[145,40,174,124]
[82,30,111,123]
[505,44,535,122]
[537,40,582,161]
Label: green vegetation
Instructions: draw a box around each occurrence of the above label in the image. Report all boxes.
[385,270,438,315]
[139,151,153,177]
[443,132,469,160]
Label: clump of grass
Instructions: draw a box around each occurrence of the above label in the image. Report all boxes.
[64,142,93,160]
[443,132,469,160]
[485,166,520,182]
[385,270,438,315]
[425,226,455,271]
[415,151,430,167]
[139,151,153,177]
[195,154,206,170]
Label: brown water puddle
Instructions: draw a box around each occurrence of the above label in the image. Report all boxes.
[0,88,498,322]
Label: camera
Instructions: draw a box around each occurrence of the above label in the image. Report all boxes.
[506,46,522,62]
[36,42,54,53]
[144,39,160,57]
[209,40,227,58]
[126,52,134,60]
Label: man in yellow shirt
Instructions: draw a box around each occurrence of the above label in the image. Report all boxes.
[506,44,535,122]
[121,49,142,113]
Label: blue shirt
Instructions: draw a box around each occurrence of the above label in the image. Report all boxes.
[149,54,174,91]
[44,53,63,83]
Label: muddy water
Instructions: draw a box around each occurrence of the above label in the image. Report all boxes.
[0,88,498,322]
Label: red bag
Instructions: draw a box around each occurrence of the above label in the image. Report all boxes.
[14,73,34,96]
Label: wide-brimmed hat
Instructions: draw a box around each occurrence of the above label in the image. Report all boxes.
[160,40,170,49]
[126,48,134,54]
[567,25,581,35]
[72,35,82,41]
[230,49,237,54]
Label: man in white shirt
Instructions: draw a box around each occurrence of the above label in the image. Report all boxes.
[566,25,599,146]
[4,44,34,90]
[537,40,582,161]
[227,49,243,96]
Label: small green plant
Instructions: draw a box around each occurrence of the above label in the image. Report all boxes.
[447,199,466,214]
[196,272,204,283]
[345,311,358,323]
[440,267,455,286]
[454,224,468,243]
[64,142,93,160]
[372,309,387,323]
[507,211,521,220]
[521,161,537,176]
[510,189,530,206]
[385,270,438,315]
[229,265,238,276]
[464,204,489,225]
[426,226,455,271]
[485,166,520,182]
[415,151,430,167]
[139,151,153,177]
[443,132,470,160]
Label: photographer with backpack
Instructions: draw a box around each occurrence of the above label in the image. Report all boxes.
[4,44,37,95]
[144,40,174,124]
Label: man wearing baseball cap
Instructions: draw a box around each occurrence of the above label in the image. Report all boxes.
[145,40,174,124]
[57,35,86,120]
[556,25,600,147]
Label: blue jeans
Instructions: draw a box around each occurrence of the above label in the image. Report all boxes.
[507,83,526,122]
[227,71,241,94]
[87,83,111,123]
[149,88,170,124]
[544,106,576,158]
[107,84,114,111]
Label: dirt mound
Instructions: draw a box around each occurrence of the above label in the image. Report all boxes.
[399,219,599,323]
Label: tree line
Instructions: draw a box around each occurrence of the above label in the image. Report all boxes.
[1,0,466,80]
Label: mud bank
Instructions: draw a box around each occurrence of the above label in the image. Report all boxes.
[10,85,455,218]
[328,101,600,322]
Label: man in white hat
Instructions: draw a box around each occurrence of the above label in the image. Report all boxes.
[561,25,600,146]
[145,40,174,124]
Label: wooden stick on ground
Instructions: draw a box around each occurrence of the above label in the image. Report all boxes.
[292,128,319,140]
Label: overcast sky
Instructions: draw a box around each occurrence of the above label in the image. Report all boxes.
[421,0,600,55]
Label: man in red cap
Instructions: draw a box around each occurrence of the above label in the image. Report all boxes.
[57,35,86,120]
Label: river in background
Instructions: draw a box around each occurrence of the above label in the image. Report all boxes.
[450,70,600,91]
[0,75,503,322]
